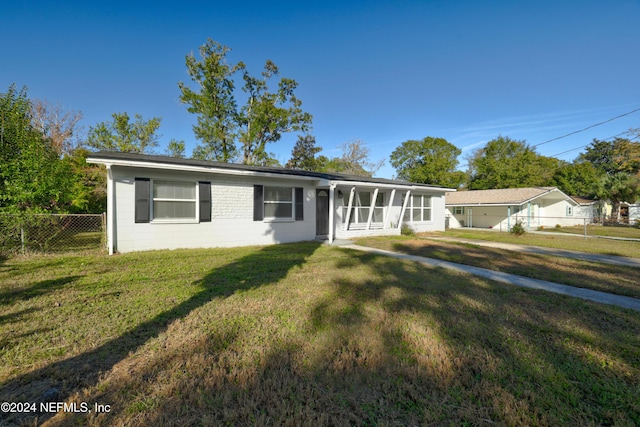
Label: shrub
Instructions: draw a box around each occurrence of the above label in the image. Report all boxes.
[401,224,415,236]
[555,224,562,229]
[510,220,526,236]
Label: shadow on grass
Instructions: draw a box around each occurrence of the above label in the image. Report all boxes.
[387,240,640,299]
[0,276,83,307]
[51,247,640,426]
[0,307,39,325]
[310,250,640,425]
[0,241,321,426]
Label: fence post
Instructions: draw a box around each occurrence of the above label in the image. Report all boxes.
[102,212,107,251]
[583,218,587,240]
[20,227,25,254]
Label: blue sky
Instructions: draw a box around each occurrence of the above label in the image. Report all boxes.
[2,0,639,178]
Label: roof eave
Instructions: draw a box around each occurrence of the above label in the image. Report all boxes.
[88,157,323,182]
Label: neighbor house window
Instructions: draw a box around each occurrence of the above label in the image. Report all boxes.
[253,185,303,221]
[453,206,465,215]
[566,205,573,216]
[134,179,211,223]
[403,194,432,222]
[343,191,384,224]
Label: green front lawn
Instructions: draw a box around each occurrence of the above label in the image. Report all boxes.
[356,235,640,299]
[1,243,639,426]
[437,228,640,258]
[543,225,640,239]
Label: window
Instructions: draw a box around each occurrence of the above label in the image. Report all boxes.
[134,179,211,223]
[403,194,432,222]
[566,205,573,216]
[453,206,465,215]
[343,191,384,224]
[264,186,293,219]
[153,180,197,219]
[253,185,303,221]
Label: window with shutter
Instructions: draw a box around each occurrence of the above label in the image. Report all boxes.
[135,179,210,222]
[152,181,197,220]
[254,185,303,221]
[135,178,151,223]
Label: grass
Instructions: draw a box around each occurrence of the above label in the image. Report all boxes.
[355,235,640,299]
[436,228,640,258]
[1,243,639,426]
[543,225,640,239]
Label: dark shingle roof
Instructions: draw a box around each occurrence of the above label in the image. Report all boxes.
[87,151,450,189]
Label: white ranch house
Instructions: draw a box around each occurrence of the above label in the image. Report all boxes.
[88,152,453,254]
[445,187,590,231]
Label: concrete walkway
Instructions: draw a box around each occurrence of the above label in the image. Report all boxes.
[341,244,640,312]
[529,230,640,242]
[424,236,640,268]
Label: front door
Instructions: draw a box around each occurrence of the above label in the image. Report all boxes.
[316,189,329,235]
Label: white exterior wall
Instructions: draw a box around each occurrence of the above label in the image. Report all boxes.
[110,166,317,253]
[446,206,523,230]
[333,187,446,239]
[408,190,447,232]
[538,199,584,227]
[629,204,640,225]
[574,205,596,223]
[447,198,584,230]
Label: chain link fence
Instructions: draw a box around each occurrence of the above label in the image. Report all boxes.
[447,212,640,239]
[0,213,106,257]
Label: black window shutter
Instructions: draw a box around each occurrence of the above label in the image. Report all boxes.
[253,185,264,221]
[295,187,304,221]
[134,178,151,223]
[199,181,211,222]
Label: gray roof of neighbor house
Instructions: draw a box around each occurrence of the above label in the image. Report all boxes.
[445,187,574,206]
[571,196,597,206]
[87,151,453,191]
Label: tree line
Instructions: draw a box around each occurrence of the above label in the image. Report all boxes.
[2,38,639,217]
[389,134,640,219]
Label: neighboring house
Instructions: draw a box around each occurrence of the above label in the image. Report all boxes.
[571,196,601,223]
[445,187,584,230]
[88,152,453,254]
[621,201,640,225]
[629,203,640,225]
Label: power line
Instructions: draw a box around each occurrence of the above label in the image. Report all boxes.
[548,130,634,158]
[458,128,637,169]
[531,106,640,148]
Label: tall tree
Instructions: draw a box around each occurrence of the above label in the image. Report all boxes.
[66,147,107,213]
[467,136,558,190]
[178,39,312,164]
[579,138,640,176]
[579,138,640,219]
[552,161,602,197]
[237,60,312,164]
[390,136,464,187]
[178,40,240,162]
[86,112,161,154]
[30,99,83,156]
[285,134,322,170]
[316,140,384,177]
[0,85,76,212]
[597,172,640,220]
[165,139,186,158]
